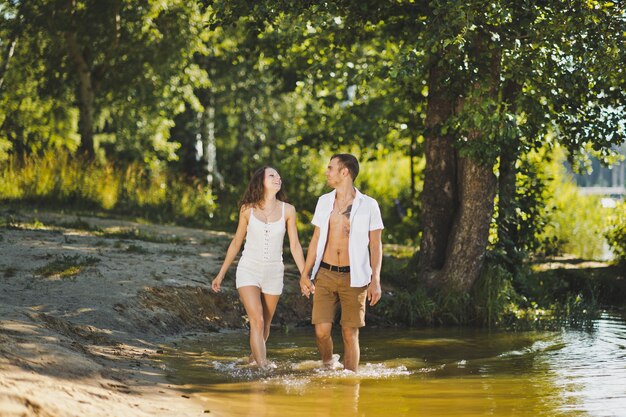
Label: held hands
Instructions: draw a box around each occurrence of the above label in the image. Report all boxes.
[211,275,224,293]
[299,274,315,298]
[367,280,382,306]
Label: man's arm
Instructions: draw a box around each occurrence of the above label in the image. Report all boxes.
[299,226,320,298]
[367,228,383,306]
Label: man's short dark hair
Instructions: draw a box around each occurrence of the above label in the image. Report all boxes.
[331,153,359,181]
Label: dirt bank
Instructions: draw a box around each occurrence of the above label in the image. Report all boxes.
[0,207,310,416]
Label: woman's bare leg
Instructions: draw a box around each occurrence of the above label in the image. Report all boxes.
[261,292,280,342]
[238,286,267,367]
[245,292,280,365]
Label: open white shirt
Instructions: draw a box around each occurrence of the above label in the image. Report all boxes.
[311,188,384,287]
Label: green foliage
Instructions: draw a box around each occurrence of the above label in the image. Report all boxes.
[605,201,626,262]
[359,149,422,245]
[510,150,553,253]
[493,144,554,266]
[0,152,216,226]
[1,0,208,161]
[378,249,605,328]
[471,262,518,329]
[1,0,624,318]
[514,265,602,328]
[536,147,612,260]
[380,287,436,327]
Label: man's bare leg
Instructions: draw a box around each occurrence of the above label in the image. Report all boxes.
[315,323,334,366]
[342,327,360,372]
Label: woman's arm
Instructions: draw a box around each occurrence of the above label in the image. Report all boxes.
[285,204,305,274]
[211,206,249,292]
[299,226,320,298]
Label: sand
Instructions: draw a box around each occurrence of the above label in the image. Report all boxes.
[0,208,309,416]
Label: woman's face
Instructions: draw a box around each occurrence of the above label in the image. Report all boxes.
[263,168,282,193]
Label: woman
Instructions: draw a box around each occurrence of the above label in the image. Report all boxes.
[211,166,305,368]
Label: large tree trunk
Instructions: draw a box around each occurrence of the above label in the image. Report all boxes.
[64,31,96,159]
[415,63,458,288]
[439,157,497,291]
[415,39,501,293]
[61,0,119,159]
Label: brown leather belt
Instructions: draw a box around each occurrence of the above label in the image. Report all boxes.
[319,261,350,273]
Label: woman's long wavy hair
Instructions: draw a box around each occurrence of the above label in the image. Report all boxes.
[238,166,288,210]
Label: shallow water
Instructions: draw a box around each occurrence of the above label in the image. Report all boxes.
[161,312,626,417]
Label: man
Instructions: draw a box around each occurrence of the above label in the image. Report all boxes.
[299,153,383,372]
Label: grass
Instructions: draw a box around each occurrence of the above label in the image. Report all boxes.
[0,151,216,228]
[34,255,100,279]
[377,247,623,328]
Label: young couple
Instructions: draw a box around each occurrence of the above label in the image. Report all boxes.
[211,154,383,372]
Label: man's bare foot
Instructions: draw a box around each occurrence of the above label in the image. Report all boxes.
[321,354,342,370]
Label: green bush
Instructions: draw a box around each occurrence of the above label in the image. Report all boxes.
[377,249,603,329]
[471,262,519,328]
[535,147,612,260]
[605,201,626,262]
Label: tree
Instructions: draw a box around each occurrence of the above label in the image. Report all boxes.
[413,1,626,293]
[0,0,78,158]
[230,0,626,294]
[9,0,207,160]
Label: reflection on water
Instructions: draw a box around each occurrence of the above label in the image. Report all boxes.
[160,312,626,417]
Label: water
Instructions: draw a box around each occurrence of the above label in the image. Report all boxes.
[160,313,626,417]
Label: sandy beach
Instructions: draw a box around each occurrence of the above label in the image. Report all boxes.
[0,208,309,416]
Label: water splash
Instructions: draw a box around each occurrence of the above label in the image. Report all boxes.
[208,352,412,383]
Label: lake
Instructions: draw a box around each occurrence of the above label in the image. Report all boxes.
[160,312,626,417]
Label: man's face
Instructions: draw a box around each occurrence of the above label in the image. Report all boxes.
[325,158,345,188]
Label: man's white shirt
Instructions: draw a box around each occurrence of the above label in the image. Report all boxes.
[311,188,384,287]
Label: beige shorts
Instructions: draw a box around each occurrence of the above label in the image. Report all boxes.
[312,267,368,328]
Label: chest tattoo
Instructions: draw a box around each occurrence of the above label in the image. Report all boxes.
[342,204,352,219]
[342,205,351,236]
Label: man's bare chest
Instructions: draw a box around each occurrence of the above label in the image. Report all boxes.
[328,207,351,238]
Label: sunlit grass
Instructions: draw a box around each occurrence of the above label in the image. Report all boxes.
[536,147,614,260]
[0,151,216,226]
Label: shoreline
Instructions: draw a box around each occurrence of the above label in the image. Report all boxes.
[2,207,624,415]
[0,208,309,416]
